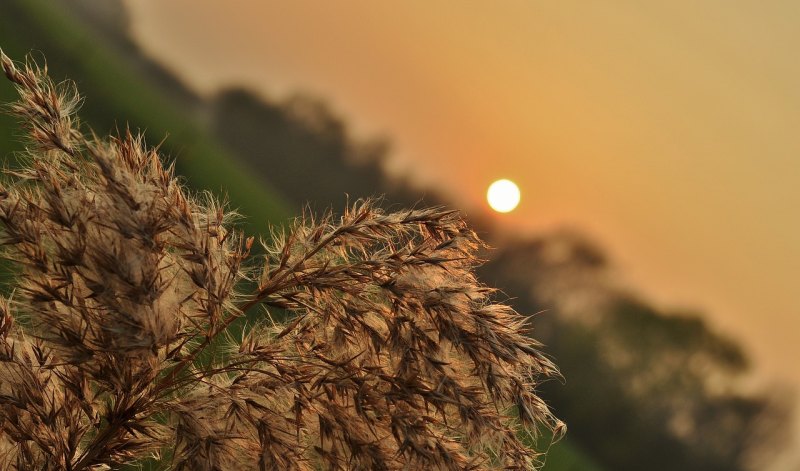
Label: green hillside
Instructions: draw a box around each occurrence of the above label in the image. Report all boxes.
[0,0,291,237]
[541,440,604,471]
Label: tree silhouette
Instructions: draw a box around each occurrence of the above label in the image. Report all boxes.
[480,233,790,471]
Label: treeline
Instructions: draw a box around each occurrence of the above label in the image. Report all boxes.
[480,233,790,471]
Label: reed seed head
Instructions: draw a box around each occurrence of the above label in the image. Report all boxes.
[0,50,562,470]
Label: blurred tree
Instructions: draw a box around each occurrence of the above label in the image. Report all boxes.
[480,234,790,471]
[211,89,429,213]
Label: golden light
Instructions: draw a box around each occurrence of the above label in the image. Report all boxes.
[487,179,520,213]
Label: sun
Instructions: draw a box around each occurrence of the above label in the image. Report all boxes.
[487,179,520,213]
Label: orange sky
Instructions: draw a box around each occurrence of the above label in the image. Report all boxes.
[123,1,799,417]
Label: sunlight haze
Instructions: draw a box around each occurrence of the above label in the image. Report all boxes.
[124,0,800,418]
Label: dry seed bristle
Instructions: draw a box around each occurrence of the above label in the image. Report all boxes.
[0,51,562,470]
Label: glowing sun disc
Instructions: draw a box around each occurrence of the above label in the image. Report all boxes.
[487,179,520,213]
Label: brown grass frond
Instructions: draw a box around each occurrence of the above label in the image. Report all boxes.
[0,50,562,470]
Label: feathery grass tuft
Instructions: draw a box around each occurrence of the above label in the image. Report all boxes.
[0,51,562,470]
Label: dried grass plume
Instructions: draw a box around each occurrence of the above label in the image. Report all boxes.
[0,51,563,470]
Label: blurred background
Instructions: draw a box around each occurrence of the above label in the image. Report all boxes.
[1,1,797,469]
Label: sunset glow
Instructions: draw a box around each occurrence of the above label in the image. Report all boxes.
[125,3,800,461]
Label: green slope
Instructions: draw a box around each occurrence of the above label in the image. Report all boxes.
[542,439,604,471]
[0,0,291,237]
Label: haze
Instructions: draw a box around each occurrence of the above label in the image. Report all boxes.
[124,0,799,398]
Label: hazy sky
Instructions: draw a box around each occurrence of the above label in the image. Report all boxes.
[123,1,799,402]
